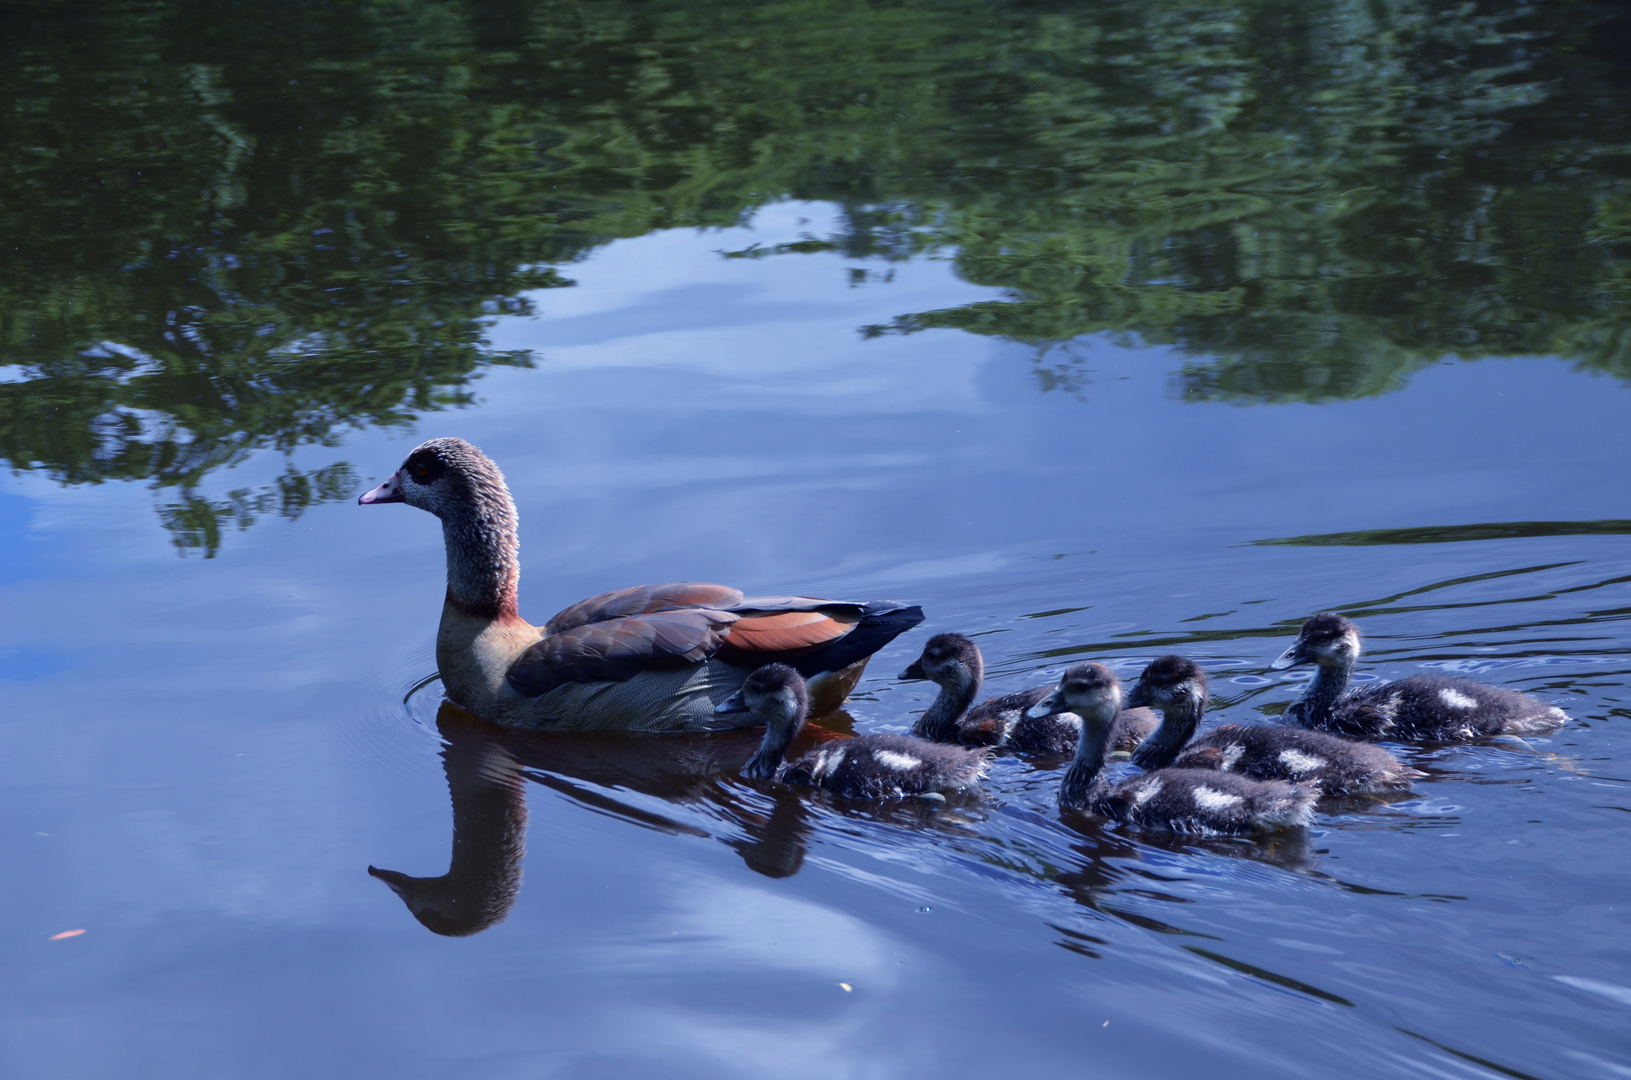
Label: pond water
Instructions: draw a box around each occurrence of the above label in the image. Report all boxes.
[3,2,1630,1077]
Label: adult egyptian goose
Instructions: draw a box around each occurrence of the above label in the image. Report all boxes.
[1055,664,1316,835]
[359,437,923,731]
[899,634,1157,756]
[1272,613,1570,742]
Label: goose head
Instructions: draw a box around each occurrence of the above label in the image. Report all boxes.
[1272,612,1362,671]
[359,437,520,617]
[358,437,515,523]
[366,865,512,938]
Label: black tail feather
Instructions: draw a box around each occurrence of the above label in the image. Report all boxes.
[790,603,924,677]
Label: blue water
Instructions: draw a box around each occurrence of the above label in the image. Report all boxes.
[1,203,1626,1077]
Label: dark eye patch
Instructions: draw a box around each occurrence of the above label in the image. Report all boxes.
[404,449,447,484]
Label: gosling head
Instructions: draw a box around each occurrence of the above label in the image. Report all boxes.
[715,662,810,731]
[1272,612,1362,671]
[720,664,812,781]
[898,632,983,689]
[1124,655,1207,714]
[358,436,513,524]
[1027,662,1121,723]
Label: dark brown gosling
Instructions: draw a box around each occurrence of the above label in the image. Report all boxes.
[1058,664,1316,835]
[718,663,989,799]
[901,634,1156,757]
[1126,656,1422,795]
[1273,613,1569,742]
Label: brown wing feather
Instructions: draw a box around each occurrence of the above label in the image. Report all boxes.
[520,587,909,697]
[545,582,745,633]
[721,610,858,653]
[508,608,738,696]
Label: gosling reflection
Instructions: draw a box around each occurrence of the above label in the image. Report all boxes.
[1052,811,1319,928]
[368,707,528,936]
[727,789,812,878]
[373,701,824,935]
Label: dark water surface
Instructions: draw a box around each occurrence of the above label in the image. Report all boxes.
[4,2,1631,1076]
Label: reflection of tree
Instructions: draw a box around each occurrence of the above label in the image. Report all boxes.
[3,0,1630,549]
[873,0,1631,401]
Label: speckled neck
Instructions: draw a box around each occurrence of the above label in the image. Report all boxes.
[439,477,520,622]
[745,706,805,777]
[918,670,980,741]
[1061,711,1114,808]
[1298,659,1354,726]
[1132,693,1203,770]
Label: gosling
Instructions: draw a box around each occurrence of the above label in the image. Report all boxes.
[1273,613,1569,742]
[1124,656,1421,794]
[718,663,989,799]
[902,634,1156,756]
[1052,664,1316,835]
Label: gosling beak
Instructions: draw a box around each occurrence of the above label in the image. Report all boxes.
[367,865,414,897]
[714,688,750,715]
[1125,681,1152,709]
[898,659,926,680]
[1270,639,1310,670]
[358,471,405,505]
[1025,689,1064,719]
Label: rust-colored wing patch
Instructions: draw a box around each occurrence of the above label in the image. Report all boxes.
[723,610,858,653]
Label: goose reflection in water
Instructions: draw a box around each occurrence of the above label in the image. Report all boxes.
[370,701,827,935]
[367,706,529,937]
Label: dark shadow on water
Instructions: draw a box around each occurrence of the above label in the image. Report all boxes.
[725,789,813,880]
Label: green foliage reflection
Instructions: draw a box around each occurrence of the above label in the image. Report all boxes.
[1,0,1629,551]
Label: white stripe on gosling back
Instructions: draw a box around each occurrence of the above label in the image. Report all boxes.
[1277,748,1328,774]
[901,634,1157,757]
[1274,612,1569,741]
[1128,654,1422,795]
[1057,663,1316,834]
[872,749,922,771]
[1192,786,1244,812]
